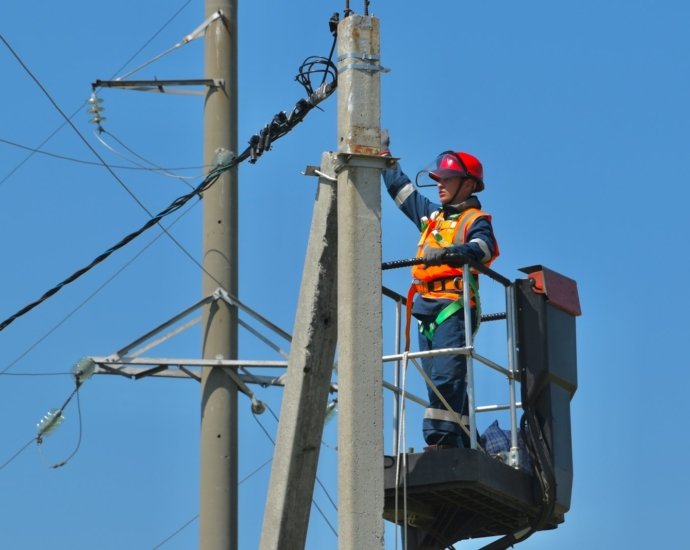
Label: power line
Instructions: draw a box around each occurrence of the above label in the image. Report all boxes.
[252,403,338,537]
[151,515,199,550]
[0,200,200,376]
[0,381,85,472]
[0,166,224,334]
[1,372,72,376]
[94,129,202,186]
[0,112,81,188]
[0,0,194,190]
[0,34,337,335]
[0,437,36,472]
[252,408,338,538]
[265,403,338,512]
[0,137,204,172]
[7,41,216,326]
[0,34,156,217]
[148,456,275,550]
[110,0,193,80]
[38,386,84,469]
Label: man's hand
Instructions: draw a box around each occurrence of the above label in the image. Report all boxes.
[381,129,390,153]
[422,246,447,268]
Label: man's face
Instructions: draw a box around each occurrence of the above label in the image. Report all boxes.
[437,176,472,205]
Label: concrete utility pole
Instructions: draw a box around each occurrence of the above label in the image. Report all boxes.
[337,14,385,550]
[259,152,339,550]
[200,1,239,549]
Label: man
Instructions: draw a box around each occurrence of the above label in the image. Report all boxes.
[381,131,499,450]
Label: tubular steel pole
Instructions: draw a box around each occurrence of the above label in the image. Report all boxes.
[337,14,385,550]
[200,2,239,549]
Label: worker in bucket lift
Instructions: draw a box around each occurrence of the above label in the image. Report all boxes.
[380,130,499,450]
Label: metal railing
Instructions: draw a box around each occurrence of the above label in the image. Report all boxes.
[382,256,522,467]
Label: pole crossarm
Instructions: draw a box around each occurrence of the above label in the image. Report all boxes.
[92,357,288,369]
[111,295,216,360]
[93,79,224,96]
[99,287,289,366]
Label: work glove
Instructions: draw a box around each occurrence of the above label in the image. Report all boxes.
[380,128,390,154]
[422,246,447,268]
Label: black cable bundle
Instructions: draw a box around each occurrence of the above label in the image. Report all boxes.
[0,14,341,334]
[246,15,338,164]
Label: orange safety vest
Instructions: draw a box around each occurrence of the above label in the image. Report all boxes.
[403,207,499,351]
[412,207,498,300]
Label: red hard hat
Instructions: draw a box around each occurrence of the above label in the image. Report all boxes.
[417,151,485,192]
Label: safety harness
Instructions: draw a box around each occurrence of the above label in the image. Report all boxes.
[405,271,481,351]
[404,207,488,351]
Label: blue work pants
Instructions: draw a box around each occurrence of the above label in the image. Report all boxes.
[417,307,477,448]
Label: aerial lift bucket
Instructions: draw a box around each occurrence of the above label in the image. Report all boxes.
[382,266,580,549]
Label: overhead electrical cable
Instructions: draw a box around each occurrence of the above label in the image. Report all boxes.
[0,113,81,188]
[265,403,338,512]
[150,515,199,550]
[253,406,338,538]
[0,22,338,334]
[0,374,88,472]
[149,455,275,549]
[115,9,222,82]
[0,437,36,472]
[0,137,204,173]
[0,0,193,189]
[0,178,208,331]
[110,0,193,79]
[0,34,156,217]
[0,200,200,376]
[94,129,202,186]
[2,372,72,377]
[38,385,84,469]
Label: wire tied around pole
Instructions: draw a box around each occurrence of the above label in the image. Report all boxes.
[247,22,338,164]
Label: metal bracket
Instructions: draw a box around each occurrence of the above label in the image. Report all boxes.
[302,165,320,177]
[92,79,224,97]
[336,153,399,172]
[507,447,522,469]
[302,164,337,182]
[221,365,266,414]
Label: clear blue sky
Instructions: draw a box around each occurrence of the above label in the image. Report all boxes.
[1,1,688,548]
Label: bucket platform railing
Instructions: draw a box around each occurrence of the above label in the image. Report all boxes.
[382,255,522,468]
[380,257,580,550]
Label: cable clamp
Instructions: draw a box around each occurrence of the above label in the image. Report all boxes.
[338,63,390,75]
[337,52,389,75]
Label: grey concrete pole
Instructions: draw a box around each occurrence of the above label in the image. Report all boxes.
[337,15,385,550]
[200,2,239,549]
[259,152,339,550]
